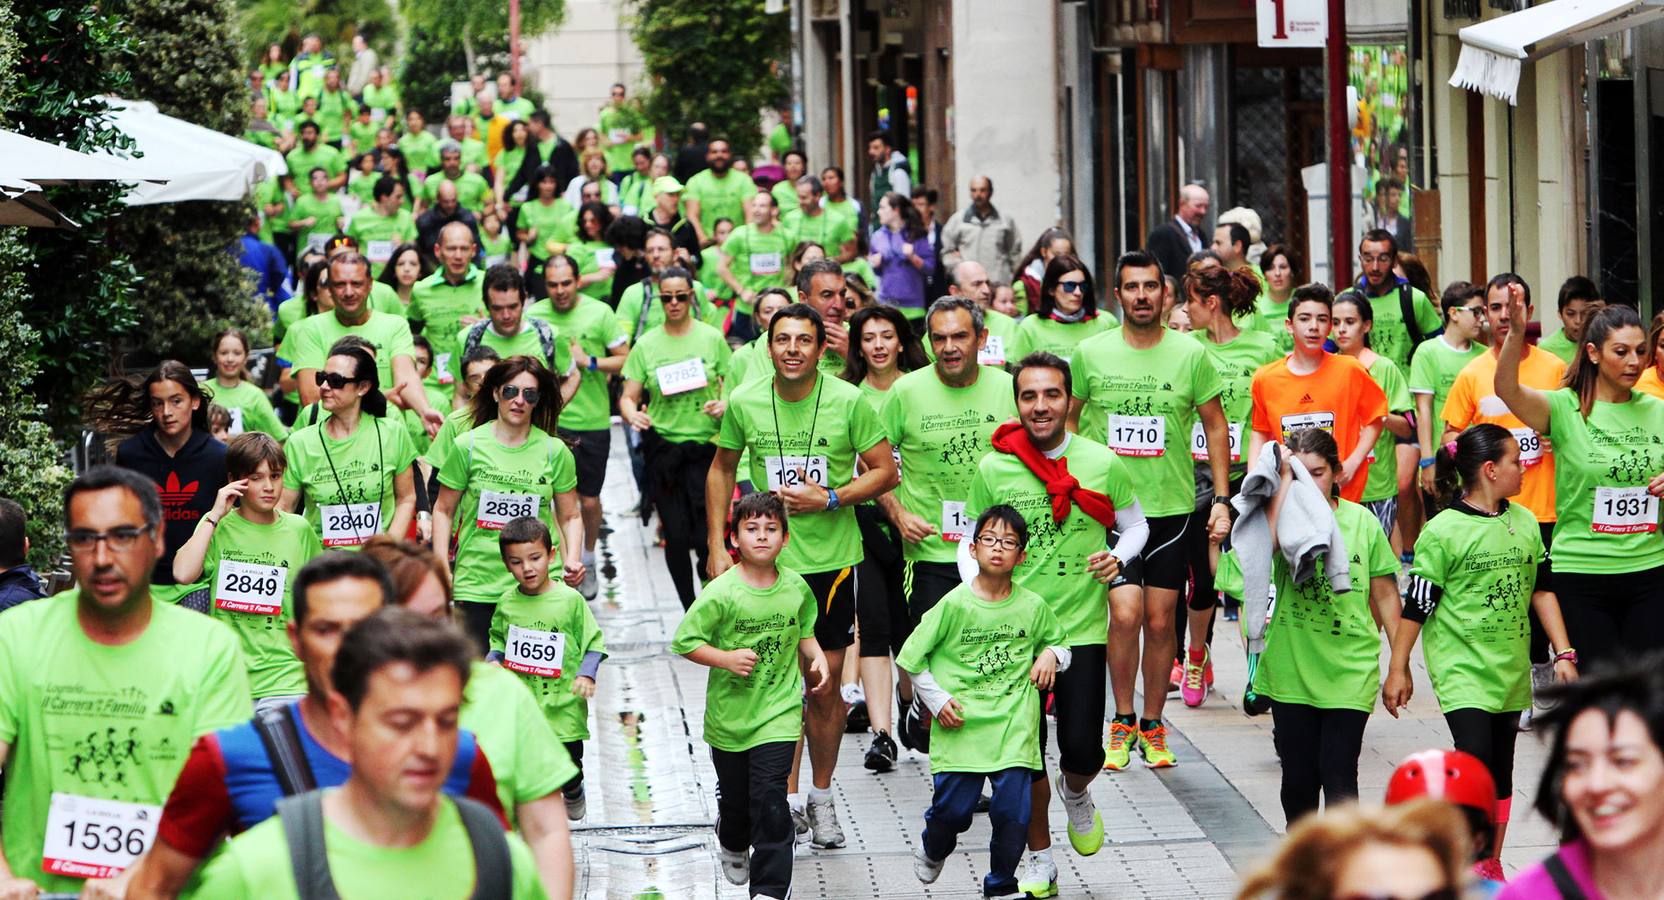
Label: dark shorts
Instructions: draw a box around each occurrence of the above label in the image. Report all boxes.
[1036,643,1109,778]
[904,560,961,626]
[803,566,858,652]
[1134,512,1193,592]
[558,427,611,497]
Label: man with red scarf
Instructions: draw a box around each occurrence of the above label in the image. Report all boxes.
[961,351,1148,898]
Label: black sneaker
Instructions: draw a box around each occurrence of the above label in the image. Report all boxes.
[845,698,870,734]
[864,730,898,772]
[1243,687,1272,717]
[902,698,931,754]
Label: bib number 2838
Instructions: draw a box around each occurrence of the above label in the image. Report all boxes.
[41,793,159,879]
[477,491,539,530]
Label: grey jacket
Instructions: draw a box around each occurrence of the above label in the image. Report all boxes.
[941,205,1023,286]
[1230,442,1351,652]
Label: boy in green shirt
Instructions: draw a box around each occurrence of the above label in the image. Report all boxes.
[492,517,606,821]
[671,492,830,900]
[899,505,1067,898]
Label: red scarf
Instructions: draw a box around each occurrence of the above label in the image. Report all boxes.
[989,422,1117,529]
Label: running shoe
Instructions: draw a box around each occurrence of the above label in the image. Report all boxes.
[563,781,586,821]
[1017,852,1058,898]
[1531,661,1557,712]
[1139,722,1179,768]
[807,794,845,848]
[913,847,944,884]
[1167,657,1183,692]
[1182,652,1208,708]
[716,821,749,885]
[1056,773,1104,856]
[864,730,898,772]
[845,699,870,734]
[1204,652,1215,689]
[1243,687,1272,717]
[1102,720,1137,771]
[578,564,598,600]
[790,800,809,842]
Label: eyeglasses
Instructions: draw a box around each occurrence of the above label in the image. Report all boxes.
[499,385,541,405]
[312,372,365,391]
[1459,306,1485,317]
[67,526,148,554]
[1058,281,1086,294]
[975,533,1020,551]
[659,292,693,305]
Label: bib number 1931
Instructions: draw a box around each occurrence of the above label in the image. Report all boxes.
[1592,486,1658,534]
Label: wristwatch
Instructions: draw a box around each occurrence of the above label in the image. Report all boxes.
[587,355,599,372]
[1212,495,1232,508]
[824,488,840,511]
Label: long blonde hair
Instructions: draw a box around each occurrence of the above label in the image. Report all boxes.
[1236,800,1471,900]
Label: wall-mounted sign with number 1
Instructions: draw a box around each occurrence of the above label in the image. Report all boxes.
[1257,0,1326,47]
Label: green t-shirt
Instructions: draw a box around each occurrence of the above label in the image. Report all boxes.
[313,89,357,142]
[347,120,379,156]
[420,171,493,215]
[188,793,549,900]
[622,321,733,444]
[669,566,818,752]
[516,198,578,260]
[450,322,572,385]
[409,268,486,363]
[403,383,450,455]
[781,209,854,255]
[284,143,346,182]
[772,178,799,214]
[496,147,528,195]
[878,367,1016,562]
[1410,502,1544,713]
[568,240,617,302]
[283,415,418,548]
[1070,329,1223,517]
[481,229,513,268]
[399,130,439,173]
[527,297,627,431]
[290,192,344,251]
[498,97,536,122]
[1360,355,1413,503]
[0,594,250,893]
[346,169,380,207]
[617,172,653,217]
[966,434,1137,645]
[202,379,289,441]
[1408,337,1486,429]
[1538,328,1580,365]
[361,83,399,116]
[461,660,579,824]
[716,375,887,575]
[720,224,793,304]
[895,583,1064,774]
[615,278,714,342]
[1195,329,1281,467]
[684,168,758,236]
[439,424,578,603]
[1544,387,1664,574]
[598,106,644,172]
[202,510,321,699]
[455,137,489,172]
[345,207,417,264]
[489,583,606,741]
[422,406,477,472]
[285,310,416,392]
[254,177,289,243]
[1009,315,1115,365]
[369,281,407,318]
[1215,499,1397,711]
[1364,284,1443,373]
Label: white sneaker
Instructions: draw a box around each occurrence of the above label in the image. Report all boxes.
[1017,851,1059,897]
[717,845,748,885]
[806,794,845,848]
[913,847,944,884]
[789,800,809,842]
[579,563,598,600]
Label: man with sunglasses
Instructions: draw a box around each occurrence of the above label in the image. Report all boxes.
[0,467,249,896]
[615,227,714,343]
[454,265,577,405]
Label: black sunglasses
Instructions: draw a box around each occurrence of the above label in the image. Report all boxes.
[659,291,694,305]
[500,385,541,405]
[313,371,365,390]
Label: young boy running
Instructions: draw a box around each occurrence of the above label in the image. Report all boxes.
[491,516,607,821]
[900,505,1069,899]
[672,492,832,900]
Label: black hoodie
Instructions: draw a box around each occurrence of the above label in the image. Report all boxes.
[115,428,227,585]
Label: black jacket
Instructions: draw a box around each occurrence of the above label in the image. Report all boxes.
[1147,219,1201,281]
[506,136,580,202]
[0,565,45,613]
[115,429,227,586]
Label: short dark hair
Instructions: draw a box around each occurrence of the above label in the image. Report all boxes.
[604,215,648,251]
[1290,282,1335,316]
[1113,249,1164,288]
[226,432,287,480]
[499,516,553,553]
[866,129,892,147]
[293,551,393,626]
[732,491,787,534]
[542,254,579,280]
[972,504,1028,551]
[1557,275,1601,312]
[1438,280,1483,320]
[1360,228,1398,257]
[483,264,526,301]
[1011,352,1072,403]
[795,257,846,296]
[372,176,399,202]
[1221,222,1250,253]
[926,296,983,335]
[910,186,937,205]
[331,607,475,712]
[65,466,162,532]
[768,302,826,345]
[1486,272,1532,309]
[460,345,502,373]
[0,498,26,569]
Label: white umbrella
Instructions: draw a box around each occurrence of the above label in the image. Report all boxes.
[0,128,165,188]
[100,98,286,205]
[0,179,78,229]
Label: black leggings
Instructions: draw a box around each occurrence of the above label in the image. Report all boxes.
[1176,507,1218,656]
[641,432,717,610]
[459,601,495,656]
[1444,708,1519,799]
[854,506,906,658]
[1271,701,1370,824]
[1552,565,1664,673]
[1037,644,1109,777]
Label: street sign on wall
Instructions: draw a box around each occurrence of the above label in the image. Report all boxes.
[1258,0,1327,47]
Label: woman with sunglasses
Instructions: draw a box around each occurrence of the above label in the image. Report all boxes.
[280,343,418,552]
[1010,254,1116,365]
[620,266,734,609]
[433,355,585,648]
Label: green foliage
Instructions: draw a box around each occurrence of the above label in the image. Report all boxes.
[235,0,396,68]
[398,24,478,122]
[6,0,142,432]
[111,0,273,364]
[632,0,789,160]
[0,233,72,570]
[401,0,564,57]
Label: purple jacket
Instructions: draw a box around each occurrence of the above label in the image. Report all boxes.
[870,226,936,310]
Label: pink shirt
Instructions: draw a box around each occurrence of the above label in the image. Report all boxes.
[1499,840,1602,900]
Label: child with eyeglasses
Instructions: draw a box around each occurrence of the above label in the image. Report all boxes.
[897,504,1071,898]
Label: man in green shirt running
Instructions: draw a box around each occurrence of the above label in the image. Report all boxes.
[443,115,490,173]
[399,109,439,175]
[598,83,646,176]
[684,137,758,247]
[420,142,493,218]
[946,260,1019,368]
[345,176,416,267]
[706,302,898,850]
[283,121,346,194]
[782,175,857,263]
[1356,229,1442,373]
[190,608,550,899]
[410,222,488,380]
[495,73,537,122]
[1539,275,1604,365]
[0,467,250,895]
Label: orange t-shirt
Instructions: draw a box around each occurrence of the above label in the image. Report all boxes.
[1637,366,1664,401]
[1250,352,1389,503]
[1441,345,1566,522]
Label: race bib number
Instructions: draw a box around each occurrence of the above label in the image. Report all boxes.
[214,559,286,616]
[504,625,566,677]
[608,128,630,143]
[1511,427,1545,467]
[1107,415,1165,457]
[369,108,386,122]
[41,793,160,879]
[764,456,829,492]
[366,240,394,263]
[656,358,709,396]
[622,205,639,218]
[977,335,1006,367]
[484,254,507,269]
[305,233,329,254]
[595,248,617,270]
[749,252,782,276]
[1592,486,1658,534]
[1280,411,1335,439]
[477,490,539,530]
[436,352,454,385]
[1190,421,1242,462]
[226,406,245,436]
[940,500,970,542]
[320,502,381,547]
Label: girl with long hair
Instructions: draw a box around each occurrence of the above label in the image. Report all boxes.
[203,329,288,441]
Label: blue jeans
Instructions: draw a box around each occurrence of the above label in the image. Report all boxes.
[921,767,1032,896]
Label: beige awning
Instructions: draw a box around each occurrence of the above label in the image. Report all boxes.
[1450,0,1664,105]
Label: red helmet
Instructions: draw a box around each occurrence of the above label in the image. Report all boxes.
[1385,749,1496,816]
